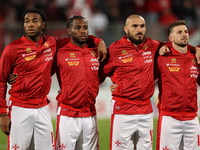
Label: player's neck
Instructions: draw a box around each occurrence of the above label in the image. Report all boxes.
[172,43,187,54]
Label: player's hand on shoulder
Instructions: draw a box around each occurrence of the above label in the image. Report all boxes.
[8,73,18,84]
[0,114,10,135]
[97,41,108,62]
[159,46,171,55]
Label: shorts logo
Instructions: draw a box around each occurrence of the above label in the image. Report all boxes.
[115,140,122,147]
[12,144,20,150]
[162,146,170,150]
[60,143,66,150]
[25,55,36,61]
[168,67,180,72]
[122,57,132,63]
[68,61,79,66]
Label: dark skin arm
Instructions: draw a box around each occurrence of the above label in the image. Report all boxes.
[97,41,108,62]
[8,73,18,84]
[0,114,10,135]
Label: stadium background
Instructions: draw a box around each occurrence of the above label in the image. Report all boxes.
[1,0,200,149]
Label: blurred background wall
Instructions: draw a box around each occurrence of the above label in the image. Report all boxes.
[2,0,200,119]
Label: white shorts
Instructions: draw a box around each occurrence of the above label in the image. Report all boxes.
[55,107,99,150]
[110,113,153,150]
[8,105,54,150]
[157,115,200,150]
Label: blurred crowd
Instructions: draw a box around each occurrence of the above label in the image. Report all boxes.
[0,0,200,28]
[0,0,200,47]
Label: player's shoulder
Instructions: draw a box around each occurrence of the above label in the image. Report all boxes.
[7,38,24,47]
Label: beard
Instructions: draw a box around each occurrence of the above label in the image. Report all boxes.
[175,41,188,48]
[128,31,146,45]
[71,34,88,45]
[25,30,42,40]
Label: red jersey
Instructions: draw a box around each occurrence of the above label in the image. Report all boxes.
[55,42,100,117]
[156,45,200,120]
[99,36,162,114]
[0,35,101,114]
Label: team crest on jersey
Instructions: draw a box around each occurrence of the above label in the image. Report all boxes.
[143,44,148,50]
[68,61,79,66]
[44,42,49,48]
[122,50,128,55]
[171,58,177,63]
[162,145,170,150]
[122,57,132,63]
[91,51,96,57]
[26,47,32,53]
[70,53,76,58]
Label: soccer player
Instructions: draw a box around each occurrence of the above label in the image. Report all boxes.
[53,15,100,150]
[99,14,168,150]
[0,8,106,150]
[155,20,200,150]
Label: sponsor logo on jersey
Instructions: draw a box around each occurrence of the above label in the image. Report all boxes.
[26,47,32,53]
[90,58,99,62]
[44,42,49,48]
[91,66,99,70]
[142,51,151,56]
[68,61,79,66]
[43,48,51,53]
[122,49,128,55]
[171,58,177,63]
[25,55,36,61]
[70,53,76,58]
[122,57,132,63]
[143,44,148,50]
[168,67,180,72]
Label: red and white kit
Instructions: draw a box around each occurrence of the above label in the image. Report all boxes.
[55,41,100,150]
[156,45,200,150]
[99,36,162,150]
[0,35,100,150]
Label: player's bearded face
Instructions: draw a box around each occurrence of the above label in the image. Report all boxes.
[128,30,146,45]
[71,33,88,45]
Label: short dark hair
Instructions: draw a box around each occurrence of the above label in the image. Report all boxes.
[168,20,186,36]
[21,8,47,35]
[67,15,88,29]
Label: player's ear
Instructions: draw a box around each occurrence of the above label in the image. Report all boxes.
[124,26,128,34]
[169,36,173,42]
[67,28,71,36]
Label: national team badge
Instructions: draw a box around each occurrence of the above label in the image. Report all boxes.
[44,42,49,48]
[26,47,32,53]
[192,58,196,66]
[122,50,128,55]
[70,53,76,58]
[143,44,148,50]
[91,51,96,57]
